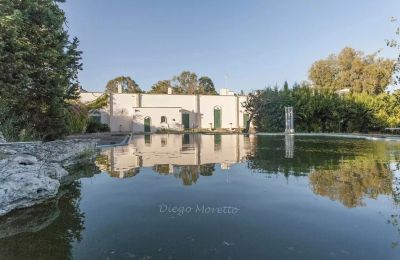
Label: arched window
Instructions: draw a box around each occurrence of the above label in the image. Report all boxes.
[214,106,221,128]
[161,116,167,123]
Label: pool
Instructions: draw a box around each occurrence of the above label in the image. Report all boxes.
[1,134,399,259]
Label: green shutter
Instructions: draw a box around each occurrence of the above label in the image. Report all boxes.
[243,113,250,128]
[144,117,151,132]
[214,108,221,128]
[182,114,190,129]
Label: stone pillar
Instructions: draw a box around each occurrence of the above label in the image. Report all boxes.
[195,94,200,128]
[236,96,240,129]
[285,107,294,133]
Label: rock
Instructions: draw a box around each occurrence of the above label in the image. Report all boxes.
[0,139,97,216]
[0,139,97,166]
[34,139,97,166]
[0,155,63,216]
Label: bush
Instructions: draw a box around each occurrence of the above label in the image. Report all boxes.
[248,85,400,133]
[86,120,110,133]
[66,101,89,135]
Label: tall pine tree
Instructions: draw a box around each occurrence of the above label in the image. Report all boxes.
[0,0,82,141]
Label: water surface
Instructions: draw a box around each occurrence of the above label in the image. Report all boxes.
[1,134,400,260]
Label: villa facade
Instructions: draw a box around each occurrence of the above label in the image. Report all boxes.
[80,88,251,133]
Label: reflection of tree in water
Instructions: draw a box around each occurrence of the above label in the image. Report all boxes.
[246,136,362,177]
[152,164,216,185]
[388,160,400,248]
[95,153,112,172]
[0,181,85,260]
[108,168,140,178]
[199,164,215,176]
[247,135,400,247]
[152,164,170,175]
[176,165,200,185]
[247,136,399,207]
[309,159,392,208]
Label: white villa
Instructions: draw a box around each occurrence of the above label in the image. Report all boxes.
[80,87,251,133]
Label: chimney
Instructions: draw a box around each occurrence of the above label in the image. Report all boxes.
[117,83,123,93]
[167,87,172,95]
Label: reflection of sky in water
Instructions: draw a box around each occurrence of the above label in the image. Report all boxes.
[1,134,400,260]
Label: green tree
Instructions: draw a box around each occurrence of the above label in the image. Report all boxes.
[283,81,289,92]
[0,0,82,141]
[198,76,217,95]
[105,76,142,93]
[148,80,173,94]
[242,90,269,133]
[172,71,198,94]
[387,17,400,87]
[309,47,394,94]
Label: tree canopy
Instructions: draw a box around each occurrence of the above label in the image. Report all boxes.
[198,76,217,95]
[105,76,142,93]
[387,17,400,87]
[0,0,82,141]
[309,47,394,94]
[149,71,218,95]
[172,71,199,94]
[148,80,173,94]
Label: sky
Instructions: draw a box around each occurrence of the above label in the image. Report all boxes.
[61,0,400,93]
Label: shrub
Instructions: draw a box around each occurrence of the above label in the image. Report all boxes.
[86,120,110,133]
[66,101,89,135]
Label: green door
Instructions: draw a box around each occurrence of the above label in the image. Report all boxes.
[243,113,250,128]
[182,113,190,129]
[214,108,221,128]
[144,117,151,132]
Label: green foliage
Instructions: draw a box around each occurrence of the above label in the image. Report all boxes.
[241,90,270,132]
[65,101,89,135]
[86,120,110,133]
[386,17,400,87]
[198,76,217,95]
[148,80,172,94]
[105,76,142,93]
[247,83,400,133]
[309,47,394,94]
[149,71,218,95]
[172,71,199,94]
[86,94,109,110]
[0,0,82,141]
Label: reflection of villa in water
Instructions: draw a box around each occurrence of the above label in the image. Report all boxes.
[99,134,256,179]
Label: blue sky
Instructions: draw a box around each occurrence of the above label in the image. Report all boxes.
[61,0,400,93]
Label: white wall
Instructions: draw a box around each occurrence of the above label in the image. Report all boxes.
[80,92,103,103]
[110,94,137,131]
[132,107,182,132]
[141,94,198,127]
[199,95,237,128]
